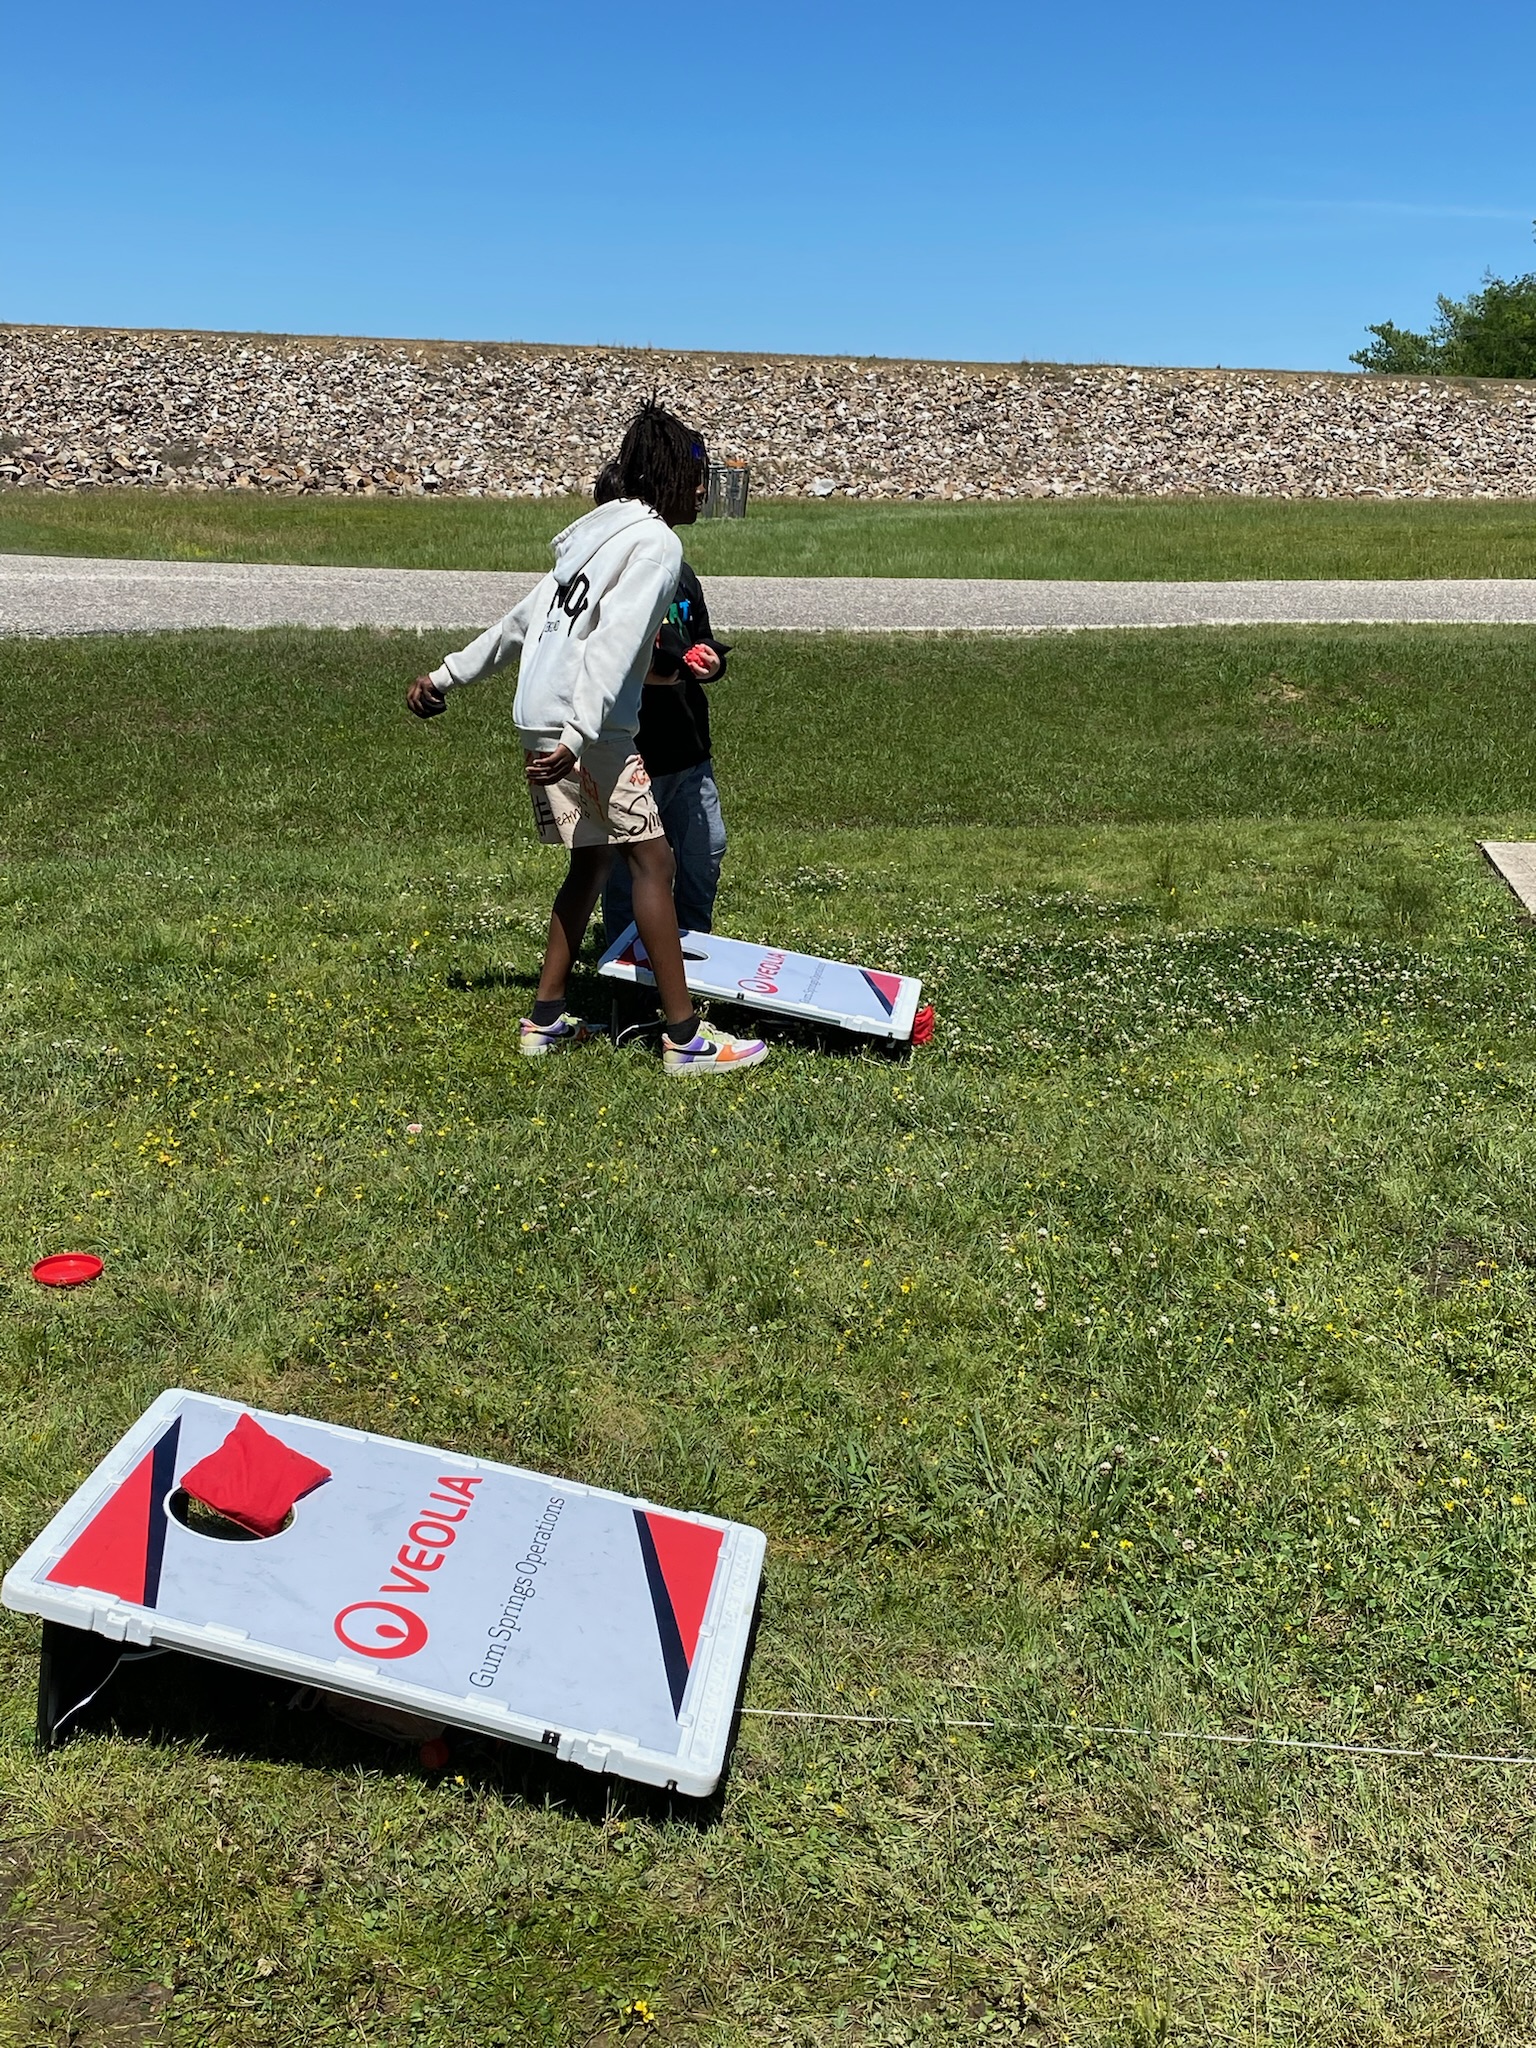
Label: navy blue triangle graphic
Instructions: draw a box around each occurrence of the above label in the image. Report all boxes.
[633,1509,689,1714]
[143,1418,181,1606]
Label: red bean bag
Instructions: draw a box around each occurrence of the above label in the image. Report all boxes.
[179,1413,332,1537]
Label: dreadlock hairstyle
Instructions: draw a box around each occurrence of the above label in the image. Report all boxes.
[613,399,708,526]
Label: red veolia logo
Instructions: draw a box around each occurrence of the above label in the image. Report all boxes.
[333,1600,430,1659]
[332,1473,482,1660]
[739,948,787,995]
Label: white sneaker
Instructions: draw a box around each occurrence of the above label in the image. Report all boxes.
[662,1022,769,1078]
[519,1013,595,1057]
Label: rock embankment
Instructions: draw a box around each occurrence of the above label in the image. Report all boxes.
[3,324,1534,499]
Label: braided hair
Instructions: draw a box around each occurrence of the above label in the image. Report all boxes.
[613,399,708,526]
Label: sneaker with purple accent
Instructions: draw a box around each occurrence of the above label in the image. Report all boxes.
[519,1013,596,1057]
[662,1021,769,1078]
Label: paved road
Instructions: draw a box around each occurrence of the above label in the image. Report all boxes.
[5,552,1536,637]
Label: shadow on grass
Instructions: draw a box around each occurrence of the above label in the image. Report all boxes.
[445,965,541,992]
[60,1644,752,1831]
[722,1002,915,1063]
[444,965,620,1005]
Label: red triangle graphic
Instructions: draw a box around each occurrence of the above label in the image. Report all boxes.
[642,1512,722,1666]
[861,969,902,1014]
[47,1447,157,1604]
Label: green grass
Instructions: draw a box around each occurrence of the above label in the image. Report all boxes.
[7,625,1536,849]
[6,625,1536,2044]
[5,485,1536,579]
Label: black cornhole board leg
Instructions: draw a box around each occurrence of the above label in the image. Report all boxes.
[37,1619,124,1748]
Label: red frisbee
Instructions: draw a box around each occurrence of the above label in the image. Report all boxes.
[32,1252,104,1288]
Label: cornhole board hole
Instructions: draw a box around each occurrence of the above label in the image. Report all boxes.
[2,1391,765,1797]
[1480,842,1536,915]
[599,924,923,1042]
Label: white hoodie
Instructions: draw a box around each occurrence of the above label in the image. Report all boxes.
[429,500,681,760]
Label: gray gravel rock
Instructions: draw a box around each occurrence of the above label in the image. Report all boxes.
[3,324,1535,502]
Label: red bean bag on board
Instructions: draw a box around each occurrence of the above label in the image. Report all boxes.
[179,1413,332,1537]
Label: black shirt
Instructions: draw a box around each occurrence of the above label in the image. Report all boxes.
[633,563,728,778]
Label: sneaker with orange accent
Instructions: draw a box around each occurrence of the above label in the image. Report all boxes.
[519,1012,596,1057]
[662,1021,769,1078]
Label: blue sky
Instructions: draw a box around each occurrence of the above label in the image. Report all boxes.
[3,1,1531,369]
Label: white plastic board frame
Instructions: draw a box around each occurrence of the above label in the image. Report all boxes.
[599,924,922,1041]
[3,1392,765,1796]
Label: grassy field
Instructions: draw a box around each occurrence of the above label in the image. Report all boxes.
[5,624,1536,2044]
[4,485,1536,580]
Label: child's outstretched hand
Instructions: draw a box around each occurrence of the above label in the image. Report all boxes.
[682,645,721,680]
[406,676,447,718]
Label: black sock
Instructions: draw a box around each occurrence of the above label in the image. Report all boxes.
[664,1012,700,1047]
[531,997,565,1027]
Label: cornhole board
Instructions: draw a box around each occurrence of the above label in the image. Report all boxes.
[1480,842,1536,914]
[599,924,923,1041]
[2,1391,765,1797]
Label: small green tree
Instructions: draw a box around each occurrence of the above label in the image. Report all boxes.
[1352,319,1447,375]
[1353,227,1536,378]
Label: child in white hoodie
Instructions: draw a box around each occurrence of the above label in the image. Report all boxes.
[406,402,767,1079]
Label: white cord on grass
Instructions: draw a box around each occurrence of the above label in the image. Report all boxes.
[739,1707,1536,1769]
[613,1017,668,1050]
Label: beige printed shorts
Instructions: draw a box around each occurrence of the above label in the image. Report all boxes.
[526,741,665,850]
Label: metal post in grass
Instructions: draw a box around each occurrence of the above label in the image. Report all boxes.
[703,463,750,519]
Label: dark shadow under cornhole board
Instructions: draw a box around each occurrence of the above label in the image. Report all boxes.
[1480,842,1536,915]
[599,924,923,1041]
[3,1392,765,1796]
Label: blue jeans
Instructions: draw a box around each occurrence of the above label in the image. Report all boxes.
[603,760,727,941]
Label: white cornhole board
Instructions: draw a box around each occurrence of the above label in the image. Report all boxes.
[3,1391,765,1796]
[1480,842,1536,915]
[599,924,923,1041]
